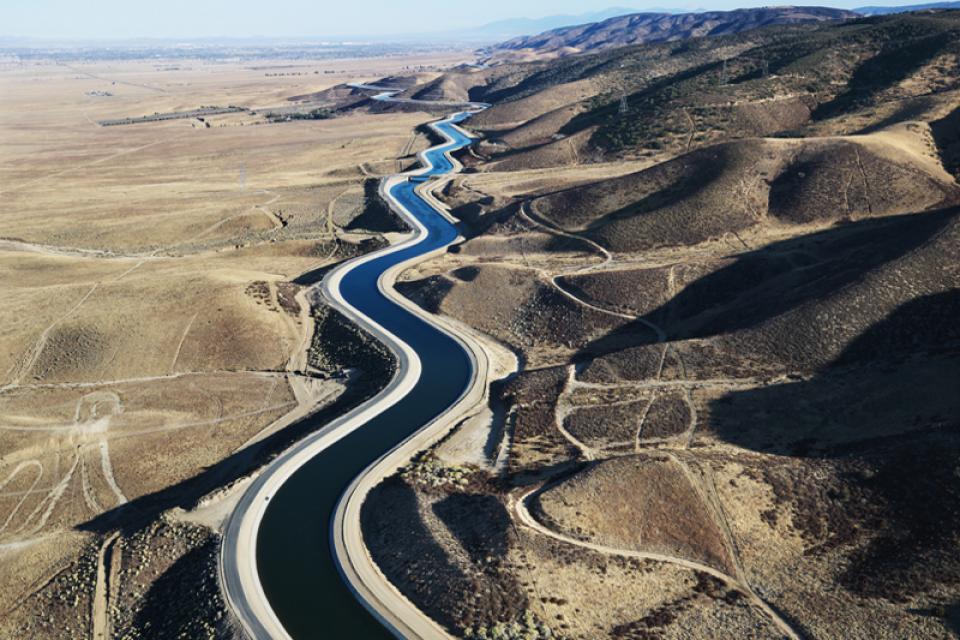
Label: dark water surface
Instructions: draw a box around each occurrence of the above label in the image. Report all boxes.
[256,113,475,639]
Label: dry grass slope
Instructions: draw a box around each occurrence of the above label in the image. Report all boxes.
[360,14,960,639]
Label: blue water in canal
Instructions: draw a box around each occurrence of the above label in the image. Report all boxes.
[255,113,476,638]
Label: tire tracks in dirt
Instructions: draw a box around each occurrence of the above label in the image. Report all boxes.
[512,483,802,640]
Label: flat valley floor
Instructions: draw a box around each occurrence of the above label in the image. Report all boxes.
[0,51,469,639]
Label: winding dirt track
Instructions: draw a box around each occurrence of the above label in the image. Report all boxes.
[512,483,803,640]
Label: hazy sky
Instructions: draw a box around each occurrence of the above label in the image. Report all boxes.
[1,0,914,39]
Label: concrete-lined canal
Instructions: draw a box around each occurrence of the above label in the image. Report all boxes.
[253,112,478,638]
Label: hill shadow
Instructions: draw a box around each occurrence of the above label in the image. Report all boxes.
[703,289,960,606]
[932,104,960,182]
[361,478,476,631]
[856,96,937,134]
[344,179,407,233]
[573,207,956,359]
[580,147,730,233]
[363,479,528,632]
[707,289,960,455]
[813,29,957,120]
[131,536,227,639]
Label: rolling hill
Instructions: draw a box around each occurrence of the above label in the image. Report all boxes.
[480,6,857,62]
[359,7,960,640]
[856,0,960,14]
[453,11,960,169]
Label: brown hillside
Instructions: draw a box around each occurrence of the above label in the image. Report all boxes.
[484,6,857,61]
[530,129,960,252]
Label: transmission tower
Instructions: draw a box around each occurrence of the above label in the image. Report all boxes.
[619,91,629,116]
[239,162,246,191]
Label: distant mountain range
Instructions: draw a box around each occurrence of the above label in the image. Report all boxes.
[481,6,858,60]
[468,8,645,39]
[855,0,960,13]
[439,8,656,42]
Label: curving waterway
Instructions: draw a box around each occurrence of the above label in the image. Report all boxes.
[253,112,478,638]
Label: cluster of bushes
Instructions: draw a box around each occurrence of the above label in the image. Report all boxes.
[465,610,556,640]
[267,107,335,122]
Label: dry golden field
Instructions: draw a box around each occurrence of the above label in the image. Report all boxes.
[0,51,470,638]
